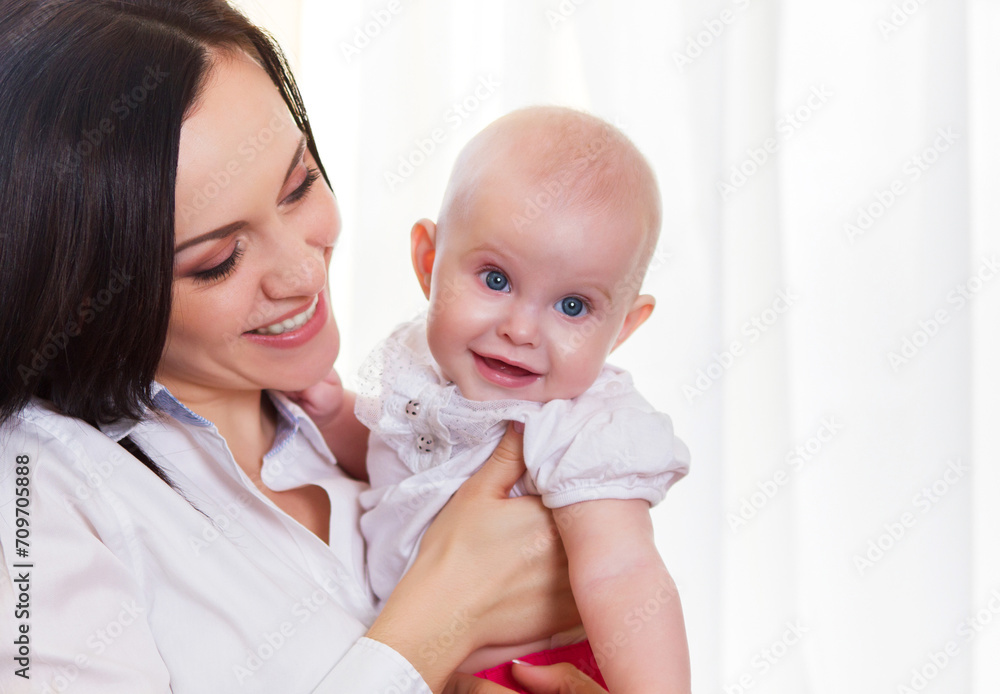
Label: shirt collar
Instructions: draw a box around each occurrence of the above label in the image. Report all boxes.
[96,382,177,442]
[267,390,301,457]
[98,382,301,454]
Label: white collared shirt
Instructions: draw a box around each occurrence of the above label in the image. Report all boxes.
[0,384,431,693]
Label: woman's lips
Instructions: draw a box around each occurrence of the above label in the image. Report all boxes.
[243,292,328,349]
[473,352,541,388]
[252,296,318,332]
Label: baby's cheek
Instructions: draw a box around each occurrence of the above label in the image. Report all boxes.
[425,313,458,375]
[556,340,609,397]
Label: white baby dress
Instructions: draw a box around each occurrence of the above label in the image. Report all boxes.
[356,318,690,603]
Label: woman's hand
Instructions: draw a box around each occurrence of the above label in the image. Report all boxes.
[445,663,607,694]
[510,662,608,693]
[367,422,581,692]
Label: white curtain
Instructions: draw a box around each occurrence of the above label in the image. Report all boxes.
[235,1,998,690]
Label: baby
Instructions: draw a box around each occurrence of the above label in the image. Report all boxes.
[325,107,689,692]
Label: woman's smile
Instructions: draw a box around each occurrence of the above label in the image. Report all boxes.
[248,293,320,335]
[243,291,329,349]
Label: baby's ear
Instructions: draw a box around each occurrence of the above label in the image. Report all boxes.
[410,219,437,299]
[611,294,655,352]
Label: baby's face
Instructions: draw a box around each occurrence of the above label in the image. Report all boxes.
[424,175,651,403]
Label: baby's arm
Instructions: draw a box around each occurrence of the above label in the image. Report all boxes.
[554,498,690,694]
[313,389,371,481]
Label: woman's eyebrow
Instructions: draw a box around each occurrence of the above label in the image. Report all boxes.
[175,221,248,253]
[282,133,308,189]
[175,133,308,253]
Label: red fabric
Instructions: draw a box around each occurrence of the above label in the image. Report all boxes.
[474,640,608,692]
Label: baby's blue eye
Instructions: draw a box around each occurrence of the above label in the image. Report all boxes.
[557,296,587,317]
[482,270,510,292]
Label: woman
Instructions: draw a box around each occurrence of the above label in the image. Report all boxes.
[0,1,609,692]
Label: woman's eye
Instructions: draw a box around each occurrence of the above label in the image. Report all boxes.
[480,269,510,292]
[283,167,320,205]
[556,296,588,317]
[192,243,244,284]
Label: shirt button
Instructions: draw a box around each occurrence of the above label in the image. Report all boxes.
[416,435,434,453]
[405,400,421,417]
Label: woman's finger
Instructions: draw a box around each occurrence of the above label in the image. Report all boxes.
[511,662,607,694]
[445,672,520,694]
[465,421,527,498]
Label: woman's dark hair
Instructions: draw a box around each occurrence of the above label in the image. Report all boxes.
[0,0,328,484]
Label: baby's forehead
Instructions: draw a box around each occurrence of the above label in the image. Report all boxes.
[460,121,652,219]
[474,112,635,183]
[441,107,662,276]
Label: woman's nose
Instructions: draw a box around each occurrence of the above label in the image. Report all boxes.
[260,238,327,299]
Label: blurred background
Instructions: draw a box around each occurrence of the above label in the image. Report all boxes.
[231,1,998,691]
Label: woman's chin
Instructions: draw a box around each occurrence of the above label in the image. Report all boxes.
[267,358,338,394]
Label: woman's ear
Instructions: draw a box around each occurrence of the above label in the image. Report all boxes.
[611,294,655,352]
[410,219,437,299]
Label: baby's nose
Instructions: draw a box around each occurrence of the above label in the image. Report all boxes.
[499,306,540,347]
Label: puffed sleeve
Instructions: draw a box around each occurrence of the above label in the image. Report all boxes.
[521,368,690,509]
[0,417,173,693]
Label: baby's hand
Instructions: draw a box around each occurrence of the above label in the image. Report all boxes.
[285,369,370,480]
[283,368,347,430]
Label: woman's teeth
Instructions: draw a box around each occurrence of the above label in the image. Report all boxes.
[251,296,319,335]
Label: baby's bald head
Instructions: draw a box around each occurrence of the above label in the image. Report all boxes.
[438,106,662,281]
[415,108,663,401]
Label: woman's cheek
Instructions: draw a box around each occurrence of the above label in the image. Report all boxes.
[165,289,197,341]
[180,283,245,350]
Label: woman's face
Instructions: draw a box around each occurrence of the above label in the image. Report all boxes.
[159,50,340,401]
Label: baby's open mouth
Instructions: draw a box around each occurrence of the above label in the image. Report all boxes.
[472,352,542,388]
[478,355,538,378]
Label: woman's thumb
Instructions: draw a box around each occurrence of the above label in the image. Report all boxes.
[471,421,526,497]
[511,661,605,693]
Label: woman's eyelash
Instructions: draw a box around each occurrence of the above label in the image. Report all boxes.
[189,168,318,285]
[284,167,320,205]
[193,243,244,284]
